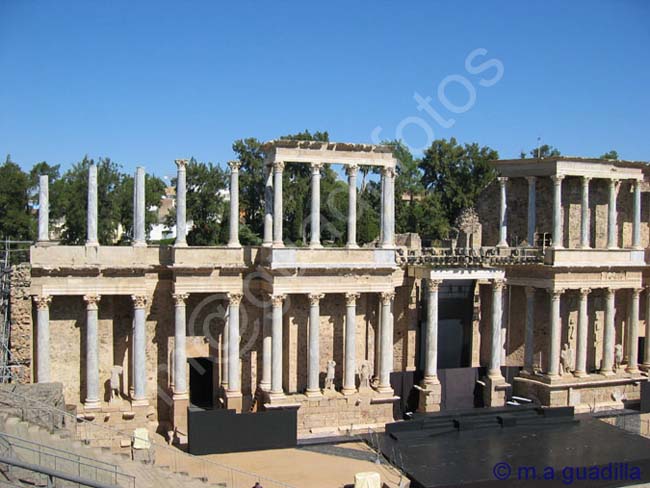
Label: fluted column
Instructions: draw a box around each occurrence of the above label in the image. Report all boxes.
[306,293,324,395]
[378,291,395,393]
[227,161,241,247]
[633,180,642,249]
[84,295,101,408]
[380,167,395,248]
[309,163,322,248]
[38,175,49,242]
[272,162,285,247]
[133,166,146,247]
[489,280,505,378]
[551,175,564,249]
[523,287,535,373]
[601,288,615,375]
[132,295,147,404]
[580,177,591,248]
[87,163,98,246]
[574,288,590,377]
[227,293,242,393]
[627,288,641,373]
[497,177,508,247]
[263,164,273,247]
[270,294,286,397]
[644,287,650,370]
[34,295,52,383]
[346,165,359,248]
[547,289,563,377]
[526,176,536,246]
[173,293,189,397]
[174,159,188,247]
[343,293,360,394]
[260,297,272,391]
[424,279,442,381]
[607,179,619,249]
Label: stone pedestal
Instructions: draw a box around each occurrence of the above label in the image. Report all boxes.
[483,375,509,407]
[172,395,189,437]
[417,379,441,413]
[225,391,243,413]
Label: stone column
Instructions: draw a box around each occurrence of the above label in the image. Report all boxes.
[227,293,243,402]
[523,287,535,373]
[270,294,286,397]
[489,280,505,378]
[34,295,52,383]
[306,293,324,396]
[174,159,188,247]
[221,316,229,389]
[627,288,641,373]
[173,293,189,397]
[260,297,272,391]
[424,279,442,381]
[263,164,273,247]
[272,162,285,247]
[580,177,591,249]
[133,166,146,247]
[547,289,563,377]
[84,295,101,408]
[574,288,590,377]
[131,295,148,405]
[343,293,360,394]
[497,177,508,247]
[377,291,395,393]
[551,175,564,249]
[633,180,642,249]
[380,167,395,248]
[309,163,322,248]
[607,179,619,249]
[526,176,536,246]
[87,163,98,246]
[38,175,49,242]
[601,288,615,375]
[644,287,650,370]
[346,165,359,248]
[227,161,241,247]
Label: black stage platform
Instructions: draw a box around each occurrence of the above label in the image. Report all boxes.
[379,405,650,487]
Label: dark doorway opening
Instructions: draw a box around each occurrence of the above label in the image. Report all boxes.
[189,357,213,409]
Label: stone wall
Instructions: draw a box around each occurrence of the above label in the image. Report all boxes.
[9,265,32,383]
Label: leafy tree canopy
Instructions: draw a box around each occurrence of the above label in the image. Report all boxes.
[600,150,619,160]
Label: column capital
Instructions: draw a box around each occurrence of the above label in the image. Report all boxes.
[498,176,508,184]
[380,291,395,304]
[227,292,243,306]
[381,166,396,178]
[547,288,565,299]
[345,164,359,177]
[175,159,189,170]
[273,161,285,173]
[493,279,506,291]
[579,287,591,298]
[425,279,443,291]
[524,286,535,298]
[345,292,360,306]
[271,294,286,307]
[34,295,52,310]
[227,160,241,172]
[83,294,101,309]
[131,295,147,309]
[581,175,592,184]
[525,176,536,184]
[551,174,565,184]
[605,288,616,298]
[632,287,643,298]
[310,162,323,174]
[308,293,324,305]
[172,293,189,306]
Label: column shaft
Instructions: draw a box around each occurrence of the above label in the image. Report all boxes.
[574,288,590,376]
[84,295,101,407]
[607,179,618,249]
[272,162,284,247]
[601,289,615,374]
[309,164,322,248]
[132,296,147,402]
[174,159,188,247]
[173,294,188,396]
[87,164,98,245]
[378,291,395,392]
[34,296,52,383]
[260,299,272,391]
[38,175,49,242]
[271,295,285,395]
[633,180,642,249]
[489,281,505,377]
[424,280,441,380]
[307,294,324,394]
[551,175,564,248]
[548,290,563,377]
[580,177,590,248]
[526,177,536,246]
[133,166,146,246]
[346,165,358,248]
[523,287,535,373]
[381,167,395,248]
[227,162,240,247]
[497,177,508,247]
[343,293,359,393]
[227,293,242,392]
[263,164,273,246]
[627,289,641,373]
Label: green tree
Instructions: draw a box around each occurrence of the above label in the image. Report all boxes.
[600,150,619,160]
[519,144,561,159]
[0,156,33,240]
[115,172,166,243]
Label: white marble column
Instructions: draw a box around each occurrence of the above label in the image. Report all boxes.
[551,175,564,249]
[607,179,619,249]
[523,287,535,373]
[526,176,536,246]
[342,292,360,394]
[633,180,642,249]
[644,288,650,370]
[38,175,49,242]
[601,288,615,374]
[574,288,590,377]
[489,280,505,378]
[424,279,442,381]
[378,291,395,393]
[374,297,382,379]
[227,293,242,393]
[270,294,285,397]
[263,164,273,247]
[380,167,395,248]
[84,295,101,408]
[306,293,324,395]
[580,177,591,249]
[174,159,188,247]
[272,162,285,247]
[497,177,508,247]
[260,297,272,391]
[87,163,98,246]
[627,288,641,373]
[346,165,359,248]
[132,295,147,404]
[133,166,146,247]
[34,295,52,383]
[222,315,229,389]
[227,161,241,247]
[173,293,189,397]
[547,289,563,377]
[309,163,322,248]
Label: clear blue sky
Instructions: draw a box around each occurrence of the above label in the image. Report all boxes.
[1,0,649,178]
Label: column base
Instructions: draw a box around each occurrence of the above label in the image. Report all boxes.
[375,385,394,396]
[483,375,509,407]
[345,243,359,249]
[172,395,189,440]
[341,387,357,396]
[227,242,241,248]
[132,241,147,248]
[626,366,640,374]
[496,242,508,248]
[417,378,441,413]
[85,241,99,247]
[573,371,589,378]
[309,243,323,249]
[84,399,101,410]
[305,389,323,399]
[174,241,188,248]
[272,242,285,248]
[259,381,271,392]
[225,391,243,412]
[130,398,149,407]
[600,370,615,377]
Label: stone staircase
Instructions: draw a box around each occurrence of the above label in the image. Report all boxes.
[0,412,228,488]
